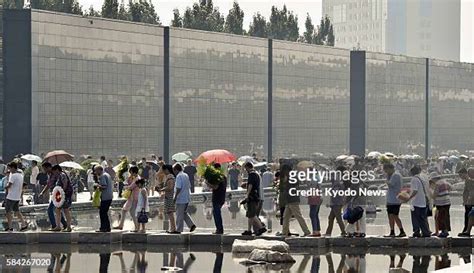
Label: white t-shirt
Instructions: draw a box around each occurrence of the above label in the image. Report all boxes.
[30,166,39,185]
[7,172,24,201]
[410,175,428,208]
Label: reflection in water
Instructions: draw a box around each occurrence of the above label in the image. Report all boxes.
[412,256,430,273]
[162,252,195,272]
[0,249,471,273]
[388,254,408,272]
[47,253,71,273]
[99,253,111,273]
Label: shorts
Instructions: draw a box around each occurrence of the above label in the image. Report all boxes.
[60,197,72,209]
[246,201,259,218]
[5,199,20,213]
[386,204,401,215]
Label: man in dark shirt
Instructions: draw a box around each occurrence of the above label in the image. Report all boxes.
[206,163,227,234]
[241,162,266,236]
[184,159,197,193]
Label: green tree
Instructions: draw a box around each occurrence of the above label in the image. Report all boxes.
[102,0,118,19]
[4,0,24,9]
[302,13,314,44]
[248,13,267,38]
[129,0,160,25]
[181,0,224,32]
[29,0,82,15]
[314,15,334,46]
[267,5,299,41]
[87,5,101,17]
[171,8,183,27]
[224,1,244,35]
[117,1,130,20]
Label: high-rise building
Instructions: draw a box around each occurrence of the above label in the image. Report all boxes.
[323,0,461,61]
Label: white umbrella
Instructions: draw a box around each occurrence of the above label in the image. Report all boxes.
[384,152,396,158]
[237,156,256,165]
[60,161,84,170]
[336,155,348,161]
[448,155,459,160]
[438,156,448,160]
[21,154,42,162]
[367,151,381,159]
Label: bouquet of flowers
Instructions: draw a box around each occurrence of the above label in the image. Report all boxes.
[114,157,129,182]
[196,157,225,186]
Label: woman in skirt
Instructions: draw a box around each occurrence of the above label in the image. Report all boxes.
[157,164,177,233]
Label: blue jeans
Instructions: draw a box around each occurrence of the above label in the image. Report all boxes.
[230,179,238,190]
[411,206,430,236]
[48,201,67,229]
[309,205,321,232]
[212,202,224,232]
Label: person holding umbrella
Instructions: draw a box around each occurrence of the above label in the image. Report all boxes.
[39,162,67,230]
[51,165,73,232]
[204,163,227,234]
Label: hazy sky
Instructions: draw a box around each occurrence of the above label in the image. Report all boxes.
[79,0,473,62]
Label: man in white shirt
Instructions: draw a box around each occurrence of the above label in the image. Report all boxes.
[407,165,431,237]
[173,163,196,234]
[4,162,28,231]
[30,161,40,204]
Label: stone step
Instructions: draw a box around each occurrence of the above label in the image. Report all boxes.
[0,231,471,249]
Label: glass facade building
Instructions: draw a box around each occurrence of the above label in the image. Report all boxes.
[169,28,267,158]
[430,60,474,154]
[273,41,350,157]
[366,53,426,155]
[30,11,164,158]
[1,9,474,160]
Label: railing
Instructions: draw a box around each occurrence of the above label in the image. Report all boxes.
[0,174,460,216]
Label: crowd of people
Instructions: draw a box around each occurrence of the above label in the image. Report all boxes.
[1,152,474,240]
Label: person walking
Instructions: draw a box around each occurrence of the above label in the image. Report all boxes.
[325,166,346,237]
[156,164,177,233]
[383,163,406,237]
[95,166,113,232]
[241,162,266,236]
[205,163,227,234]
[406,166,431,237]
[429,172,451,237]
[4,162,28,231]
[228,162,240,190]
[87,165,96,201]
[183,159,197,193]
[173,163,196,234]
[39,162,67,230]
[114,166,140,231]
[458,168,474,236]
[30,160,40,204]
[308,174,322,237]
[280,163,311,237]
[51,165,73,232]
[135,179,149,233]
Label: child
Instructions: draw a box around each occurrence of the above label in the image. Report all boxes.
[135,179,149,233]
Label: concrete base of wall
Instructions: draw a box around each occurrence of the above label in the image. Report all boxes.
[0,232,471,249]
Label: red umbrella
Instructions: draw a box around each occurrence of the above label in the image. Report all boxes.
[43,150,74,165]
[195,149,236,164]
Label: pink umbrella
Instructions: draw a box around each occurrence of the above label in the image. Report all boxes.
[195,149,236,164]
[43,150,74,165]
